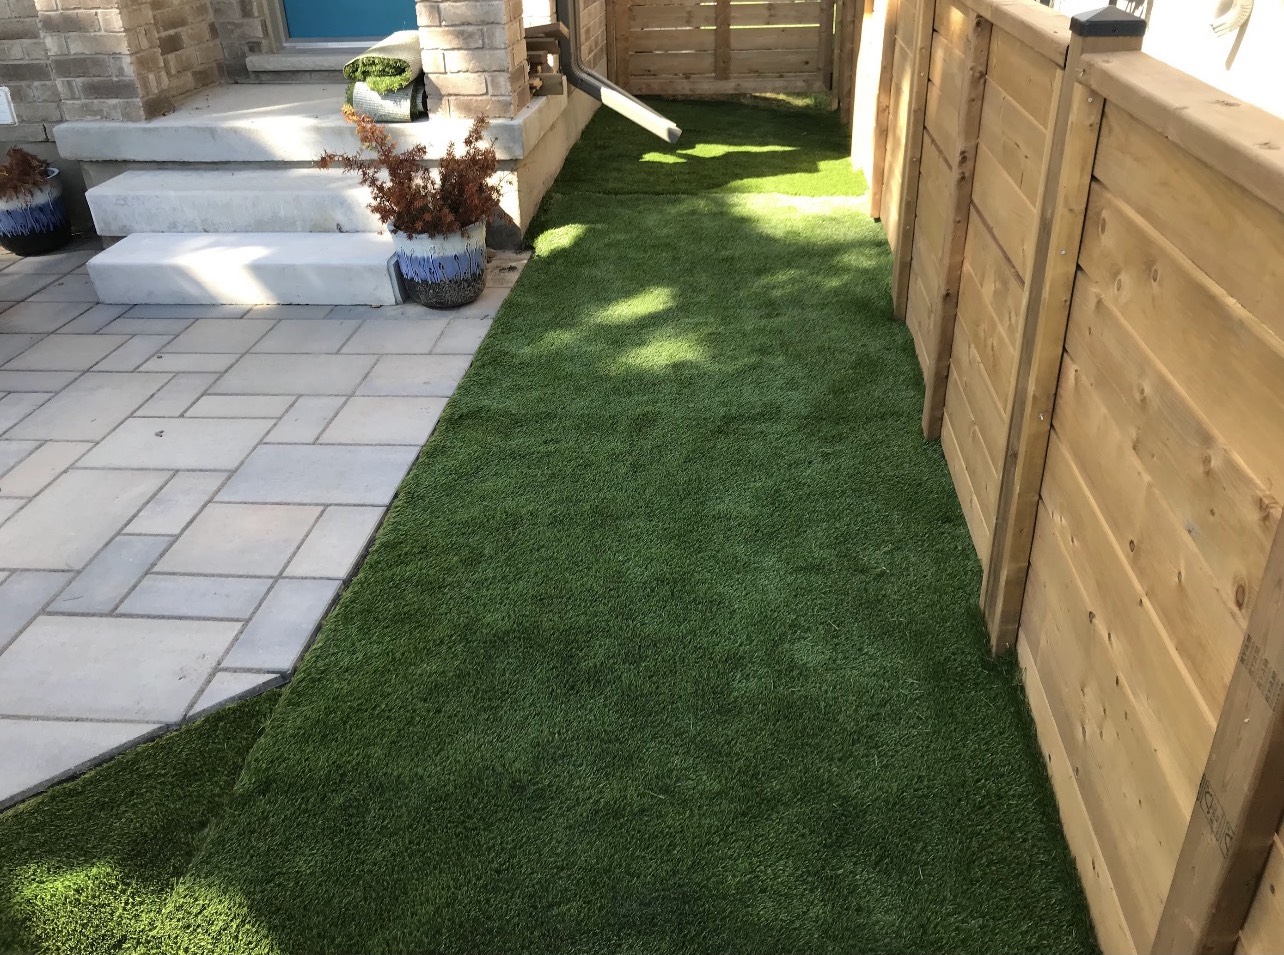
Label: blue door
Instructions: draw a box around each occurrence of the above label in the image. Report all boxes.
[283,0,415,40]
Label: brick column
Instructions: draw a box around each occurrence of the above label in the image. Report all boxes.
[36,0,173,120]
[0,0,63,142]
[417,0,529,119]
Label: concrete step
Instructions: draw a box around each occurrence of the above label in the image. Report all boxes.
[88,169,382,237]
[244,50,354,84]
[88,233,402,306]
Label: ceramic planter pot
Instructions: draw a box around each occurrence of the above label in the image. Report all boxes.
[393,219,486,309]
[0,168,72,257]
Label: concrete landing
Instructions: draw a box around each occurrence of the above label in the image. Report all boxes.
[88,233,401,305]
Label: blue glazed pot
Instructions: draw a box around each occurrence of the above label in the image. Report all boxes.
[392,219,487,309]
[0,167,72,257]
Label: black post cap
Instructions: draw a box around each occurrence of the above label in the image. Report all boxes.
[1070,5,1148,36]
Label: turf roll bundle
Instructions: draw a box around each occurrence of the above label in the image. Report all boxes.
[343,31,426,123]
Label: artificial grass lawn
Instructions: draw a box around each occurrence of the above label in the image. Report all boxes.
[0,102,1094,954]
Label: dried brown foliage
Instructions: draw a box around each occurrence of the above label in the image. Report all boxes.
[318,107,502,239]
[0,147,52,201]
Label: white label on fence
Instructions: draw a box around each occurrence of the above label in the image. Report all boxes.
[0,89,14,126]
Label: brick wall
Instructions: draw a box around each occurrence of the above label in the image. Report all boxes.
[151,0,223,96]
[0,0,60,141]
[580,0,603,70]
[417,0,530,119]
[209,0,263,80]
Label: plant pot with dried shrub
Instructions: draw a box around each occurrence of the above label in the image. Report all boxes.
[319,108,502,309]
[0,147,72,257]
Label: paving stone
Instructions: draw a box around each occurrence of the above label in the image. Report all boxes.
[0,301,93,333]
[3,334,130,371]
[0,500,21,524]
[243,305,334,320]
[328,303,429,321]
[0,469,169,570]
[0,371,80,393]
[320,396,447,446]
[0,615,239,721]
[0,719,164,812]
[188,670,284,719]
[0,333,43,365]
[452,286,507,320]
[28,274,98,303]
[120,574,272,620]
[100,317,195,335]
[251,319,360,354]
[340,319,449,355]
[0,393,51,434]
[122,304,250,320]
[166,318,275,354]
[1,249,98,275]
[433,318,493,354]
[137,352,242,373]
[285,505,383,579]
[486,255,527,288]
[0,441,92,496]
[356,354,472,397]
[221,578,342,672]
[211,354,376,396]
[185,395,294,418]
[157,502,320,576]
[217,445,417,505]
[124,471,226,535]
[135,373,217,416]
[92,335,172,372]
[49,536,172,615]
[265,396,344,443]
[0,440,38,476]
[7,373,171,441]
[0,571,72,651]
[56,303,130,334]
[0,271,59,303]
[78,417,273,470]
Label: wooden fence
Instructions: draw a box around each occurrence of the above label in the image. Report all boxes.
[870,1,1284,953]
[605,0,861,113]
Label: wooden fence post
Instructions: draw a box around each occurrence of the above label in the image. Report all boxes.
[919,8,989,441]
[979,6,1146,652]
[1152,524,1284,954]
[821,0,837,91]
[611,0,631,90]
[889,0,935,319]
[869,0,900,220]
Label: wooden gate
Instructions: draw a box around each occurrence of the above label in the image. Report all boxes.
[608,0,852,97]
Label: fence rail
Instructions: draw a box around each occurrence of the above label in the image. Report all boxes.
[870,0,1284,952]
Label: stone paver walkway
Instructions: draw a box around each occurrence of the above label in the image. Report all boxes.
[0,239,527,810]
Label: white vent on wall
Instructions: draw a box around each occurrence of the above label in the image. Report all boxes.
[0,89,14,126]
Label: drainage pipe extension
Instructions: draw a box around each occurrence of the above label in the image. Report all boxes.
[552,0,682,143]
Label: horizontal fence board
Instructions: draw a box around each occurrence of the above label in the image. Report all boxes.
[895,0,916,49]
[933,0,971,52]
[978,81,1045,206]
[929,31,965,117]
[630,50,716,74]
[631,4,716,28]
[1078,180,1282,617]
[629,73,825,92]
[728,1,825,25]
[985,25,1057,132]
[949,318,1005,481]
[924,78,957,160]
[1018,623,1137,955]
[971,141,1036,280]
[1093,104,1284,337]
[941,394,993,562]
[906,264,934,374]
[628,27,716,51]
[1058,277,1219,806]
[911,207,944,314]
[1053,344,1243,716]
[729,48,819,71]
[958,213,1021,386]
[730,25,823,48]
[955,264,1015,409]
[954,0,1069,66]
[913,137,952,271]
[1022,480,1179,950]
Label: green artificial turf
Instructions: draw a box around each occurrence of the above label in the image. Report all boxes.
[555,98,867,196]
[0,692,279,955]
[0,101,1094,955]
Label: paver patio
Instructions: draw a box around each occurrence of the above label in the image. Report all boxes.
[0,240,527,810]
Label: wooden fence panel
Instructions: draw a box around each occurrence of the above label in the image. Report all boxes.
[619,0,835,94]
